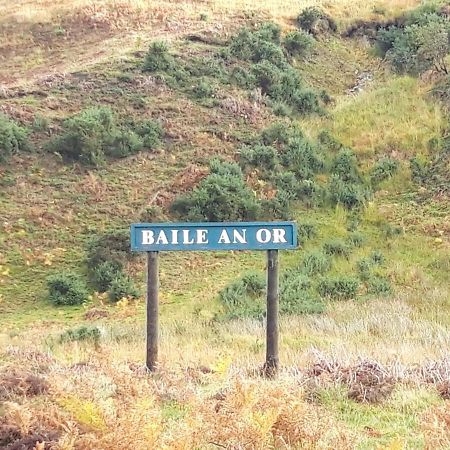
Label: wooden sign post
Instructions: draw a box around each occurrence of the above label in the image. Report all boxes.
[131,222,297,373]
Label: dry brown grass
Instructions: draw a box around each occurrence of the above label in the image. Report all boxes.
[0,0,421,87]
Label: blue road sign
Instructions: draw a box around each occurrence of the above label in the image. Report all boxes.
[131,222,297,252]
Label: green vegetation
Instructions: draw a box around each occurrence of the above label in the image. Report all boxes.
[376,5,450,75]
[171,160,260,221]
[1,1,450,447]
[0,114,31,162]
[317,275,360,300]
[59,325,101,344]
[47,107,162,167]
[47,272,89,306]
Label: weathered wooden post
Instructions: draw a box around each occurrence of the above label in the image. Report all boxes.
[146,251,159,371]
[130,222,297,374]
[265,249,279,377]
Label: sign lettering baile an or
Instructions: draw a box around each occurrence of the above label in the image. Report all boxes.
[131,222,297,252]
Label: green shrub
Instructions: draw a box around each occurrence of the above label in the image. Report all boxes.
[253,41,287,66]
[367,275,392,296]
[239,144,279,171]
[86,229,133,270]
[230,66,256,89]
[0,114,31,163]
[109,275,140,302]
[280,271,324,314]
[47,107,142,167]
[356,258,373,280]
[297,7,337,34]
[324,239,351,258]
[347,231,366,247]
[106,129,143,158]
[281,137,323,179]
[302,251,332,275]
[92,260,123,292]
[263,189,295,220]
[47,272,89,306]
[297,222,317,241]
[293,89,323,115]
[192,80,214,98]
[317,130,343,152]
[219,272,265,319]
[134,120,163,149]
[229,28,259,60]
[284,30,315,57]
[59,326,101,344]
[274,171,300,194]
[261,122,297,146]
[256,22,282,44]
[377,14,450,75]
[370,157,399,185]
[252,60,282,95]
[318,276,359,299]
[171,171,260,221]
[330,149,362,183]
[209,158,243,177]
[219,269,324,318]
[328,175,369,210]
[272,102,292,117]
[297,7,323,32]
[370,250,385,265]
[143,41,173,72]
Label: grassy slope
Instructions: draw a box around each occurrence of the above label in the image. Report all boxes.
[1,0,450,449]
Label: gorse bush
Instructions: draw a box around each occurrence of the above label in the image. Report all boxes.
[227,22,324,116]
[330,149,362,183]
[134,120,163,149]
[47,108,161,167]
[280,137,324,179]
[318,276,359,300]
[370,157,399,185]
[86,229,132,270]
[328,175,369,210]
[284,30,315,58]
[219,272,266,319]
[143,41,173,72]
[324,239,351,258]
[171,160,260,221]
[280,270,324,314]
[239,144,279,172]
[410,137,450,195]
[367,275,392,296]
[297,7,337,35]
[0,114,31,163]
[59,326,101,344]
[47,272,89,306]
[109,275,140,302]
[86,229,139,298]
[302,251,332,275]
[192,80,214,98]
[219,269,325,318]
[261,122,297,146]
[93,260,123,292]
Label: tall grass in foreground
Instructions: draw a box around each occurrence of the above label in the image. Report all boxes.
[1,293,450,449]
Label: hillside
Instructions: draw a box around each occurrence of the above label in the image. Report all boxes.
[1,0,450,449]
